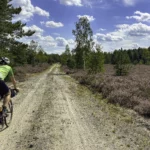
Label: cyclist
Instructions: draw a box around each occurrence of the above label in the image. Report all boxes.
[0,57,19,113]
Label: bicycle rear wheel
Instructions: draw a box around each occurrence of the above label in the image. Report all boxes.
[0,112,4,131]
[5,100,13,127]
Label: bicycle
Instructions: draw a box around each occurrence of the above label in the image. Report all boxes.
[0,89,18,130]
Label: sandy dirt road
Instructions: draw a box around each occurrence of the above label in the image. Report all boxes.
[0,64,150,150]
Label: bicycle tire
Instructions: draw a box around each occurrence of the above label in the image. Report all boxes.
[5,100,13,127]
[0,112,4,131]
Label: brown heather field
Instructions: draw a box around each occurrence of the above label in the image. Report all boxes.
[64,65,150,117]
[14,63,50,82]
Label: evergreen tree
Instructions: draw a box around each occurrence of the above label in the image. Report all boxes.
[114,49,131,76]
[10,42,28,65]
[87,44,104,73]
[104,52,112,64]
[0,0,35,54]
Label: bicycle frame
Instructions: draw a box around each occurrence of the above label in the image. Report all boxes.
[0,88,18,130]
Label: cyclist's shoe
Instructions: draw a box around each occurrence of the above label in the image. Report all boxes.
[2,106,8,117]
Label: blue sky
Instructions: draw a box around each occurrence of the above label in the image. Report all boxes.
[12,0,150,54]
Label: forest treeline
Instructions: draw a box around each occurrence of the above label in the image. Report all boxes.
[104,47,150,65]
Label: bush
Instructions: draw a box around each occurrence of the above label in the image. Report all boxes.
[115,64,132,76]
[67,58,75,69]
[134,100,150,117]
[107,90,132,107]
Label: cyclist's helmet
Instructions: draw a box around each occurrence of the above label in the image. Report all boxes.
[0,57,10,65]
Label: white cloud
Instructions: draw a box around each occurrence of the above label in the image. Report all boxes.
[20,25,57,52]
[94,33,123,42]
[114,0,140,6]
[34,7,49,17]
[77,15,95,22]
[115,24,130,29]
[93,22,150,51]
[122,0,136,6]
[68,39,74,44]
[41,36,55,42]
[23,25,44,36]
[12,0,49,22]
[60,0,82,6]
[45,21,64,28]
[40,21,45,25]
[19,24,75,53]
[54,37,75,47]
[116,23,150,36]
[48,43,57,47]
[59,0,109,8]
[23,25,55,43]
[126,11,150,22]
[56,37,68,47]
[98,28,106,31]
[132,43,139,49]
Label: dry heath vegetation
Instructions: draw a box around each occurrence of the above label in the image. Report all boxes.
[68,65,150,117]
[14,63,50,82]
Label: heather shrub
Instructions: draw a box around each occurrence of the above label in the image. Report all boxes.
[101,82,115,98]
[14,66,26,81]
[107,90,132,107]
[64,64,150,117]
[61,65,73,74]
[25,63,49,73]
[134,100,150,117]
[130,96,141,107]
[79,76,88,85]
[72,69,87,82]
[14,63,50,81]
[78,74,96,85]
[90,75,104,90]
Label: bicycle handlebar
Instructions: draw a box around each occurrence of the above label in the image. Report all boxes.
[10,88,19,98]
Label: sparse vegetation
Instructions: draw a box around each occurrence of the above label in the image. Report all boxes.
[14,63,50,81]
[64,64,150,117]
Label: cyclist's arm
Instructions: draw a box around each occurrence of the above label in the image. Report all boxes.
[8,66,17,89]
[10,76,17,89]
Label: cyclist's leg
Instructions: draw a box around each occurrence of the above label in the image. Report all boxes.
[0,80,10,109]
[3,92,11,107]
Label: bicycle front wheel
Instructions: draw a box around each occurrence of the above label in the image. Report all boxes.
[5,100,13,127]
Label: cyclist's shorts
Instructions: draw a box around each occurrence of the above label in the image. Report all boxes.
[0,80,9,98]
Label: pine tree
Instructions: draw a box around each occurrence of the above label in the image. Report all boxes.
[115,49,131,76]
[87,44,104,73]
[0,0,35,51]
